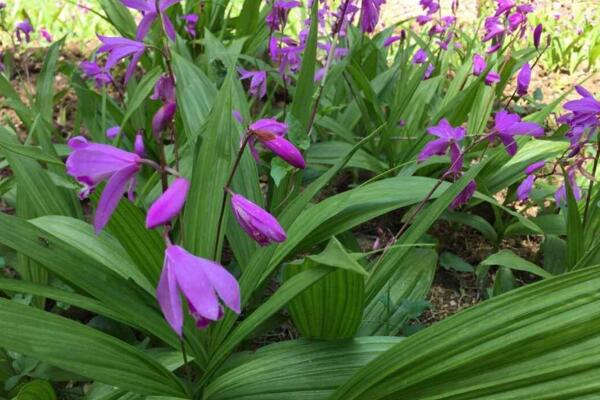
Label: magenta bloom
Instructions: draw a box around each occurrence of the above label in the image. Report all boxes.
[555,169,582,206]
[80,61,113,88]
[151,74,176,103]
[249,119,305,169]
[472,54,486,76]
[157,245,240,335]
[507,12,524,32]
[416,15,432,25]
[420,0,439,15]
[106,126,121,140]
[360,0,385,33]
[484,71,500,86]
[559,86,600,151]
[418,119,465,175]
[383,35,402,47]
[238,68,267,99]
[152,102,177,137]
[134,133,145,156]
[230,192,287,246]
[423,63,435,80]
[516,161,544,201]
[15,19,34,43]
[40,28,53,42]
[266,0,301,31]
[181,13,199,37]
[66,137,141,232]
[483,16,505,42]
[412,49,427,65]
[121,0,182,41]
[0,3,6,9]
[533,24,543,49]
[451,180,476,209]
[490,110,544,156]
[494,0,514,16]
[146,177,189,229]
[97,35,145,83]
[517,63,531,96]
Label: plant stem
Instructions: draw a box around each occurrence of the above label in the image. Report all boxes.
[583,136,600,227]
[213,133,252,260]
[180,336,192,385]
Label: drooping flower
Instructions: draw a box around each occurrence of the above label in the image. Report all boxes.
[66,136,141,232]
[516,161,544,201]
[97,35,145,83]
[181,13,199,37]
[412,48,427,65]
[151,74,176,103]
[420,0,439,15]
[418,119,465,175]
[15,19,34,43]
[472,54,486,76]
[146,177,190,229]
[383,34,402,47]
[134,133,145,156]
[230,191,287,246]
[360,0,385,33]
[40,28,53,42]
[555,169,582,206]
[490,110,544,156]
[121,0,182,41]
[451,180,476,209]
[507,12,524,32]
[80,61,113,88]
[494,0,514,16]
[152,102,177,137]
[266,0,302,31]
[106,126,121,140]
[484,71,500,85]
[558,86,600,152]
[483,16,505,42]
[248,119,305,169]
[157,245,240,335]
[238,68,267,99]
[423,63,435,80]
[517,62,531,96]
[533,24,543,48]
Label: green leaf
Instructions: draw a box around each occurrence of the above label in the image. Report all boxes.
[492,266,516,296]
[98,0,137,38]
[440,251,474,272]
[564,171,584,270]
[0,135,63,166]
[204,337,402,400]
[0,299,187,398]
[36,38,64,123]
[442,211,498,243]
[307,237,369,275]
[542,235,567,275]
[14,380,56,400]
[120,67,162,129]
[332,263,600,399]
[480,249,551,278]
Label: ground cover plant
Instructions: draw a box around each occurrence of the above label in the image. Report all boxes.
[1,0,600,399]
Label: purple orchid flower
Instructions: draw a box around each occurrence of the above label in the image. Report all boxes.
[146,177,190,229]
[412,48,427,65]
[0,3,6,9]
[151,74,176,103]
[486,42,502,54]
[533,24,543,49]
[507,12,524,32]
[517,62,531,96]
[451,180,476,209]
[472,54,486,76]
[516,161,544,201]
[383,35,402,47]
[66,137,142,232]
[152,102,177,137]
[266,0,302,31]
[559,86,600,151]
[555,169,582,206]
[494,0,514,16]
[134,133,145,156]
[360,0,385,33]
[15,19,34,43]
[97,35,145,84]
[483,16,505,42]
[181,13,199,37]
[80,61,113,88]
[157,245,240,335]
[40,28,53,43]
[418,119,466,175]
[416,15,432,25]
[121,0,182,41]
[106,126,121,140]
[238,68,267,99]
[248,119,305,169]
[484,71,500,85]
[230,191,287,246]
[420,0,439,15]
[423,63,435,80]
[490,110,544,156]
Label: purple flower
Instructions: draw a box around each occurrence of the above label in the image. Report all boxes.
[507,12,524,32]
[416,15,432,25]
[360,0,385,33]
[106,126,121,140]
[516,161,544,201]
[134,133,145,156]
[151,74,176,103]
[80,61,113,88]
[152,102,177,137]
[484,71,500,86]
[423,63,435,80]
[418,119,465,175]
[40,28,53,43]
[486,42,502,54]
[249,119,305,168]
[146,177,189,229]
[97,35,145,84]
[157,245,240,335]
[555,169,582,206]
[230,192,287,246]
[451,180,476,208]
[472,54,486,76]
[517,62,531,96]
[266,0,301,31]
[238,68,267,99]
[420,0,439,15]
[559,87,600,151]
[181,13,199,37]
[412,48,427,65]
[121,0,182,41]
[0,3,6,9]
[66,137,141,232]
[490,110,544,156]
[383,35,402,47]
[483,16,505,42]
[15,19,34,43]
[533,24,543,48]
[494,0,514,16]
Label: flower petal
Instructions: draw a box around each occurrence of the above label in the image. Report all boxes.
[146,177,190,229]
[200,260,241,314]
[94,164,139,233]
[156,262,183,336]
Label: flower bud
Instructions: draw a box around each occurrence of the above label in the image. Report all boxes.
[146,177,190,229]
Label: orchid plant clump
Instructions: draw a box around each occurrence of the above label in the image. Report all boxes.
[1,0,600,399]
